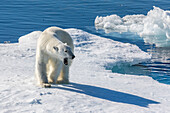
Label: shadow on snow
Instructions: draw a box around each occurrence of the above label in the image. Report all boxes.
[52,82,160,107]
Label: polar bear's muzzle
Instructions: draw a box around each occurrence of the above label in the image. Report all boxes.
[72,55,75,59]
[63,55,75,65]
[64,58,68,65]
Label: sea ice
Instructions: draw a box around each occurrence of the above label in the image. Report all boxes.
[0,28,170,113]
[95,6,170,47]
[66,29,151,69]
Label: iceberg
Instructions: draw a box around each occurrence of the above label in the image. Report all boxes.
[95,6,170,47]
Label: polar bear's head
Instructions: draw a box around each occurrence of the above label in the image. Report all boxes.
[53,43,75,65]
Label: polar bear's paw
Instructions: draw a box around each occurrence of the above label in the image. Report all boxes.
[48,79,55,84]
[42,83,51,88]
[56,80,69,84]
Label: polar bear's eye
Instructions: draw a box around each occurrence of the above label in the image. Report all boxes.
[53,46,59,51]
[65,50,68,52]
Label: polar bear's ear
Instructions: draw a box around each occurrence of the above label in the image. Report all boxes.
[53,46,59,51]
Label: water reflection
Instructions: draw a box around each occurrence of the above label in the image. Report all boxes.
[147,47,170,64]
[146,47,170,84]
[111,47,170,85]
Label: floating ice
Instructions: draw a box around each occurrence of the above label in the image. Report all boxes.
[1,28,170,113]
[95,6,170,47]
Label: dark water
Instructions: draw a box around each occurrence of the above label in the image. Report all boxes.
[0,0,170,84]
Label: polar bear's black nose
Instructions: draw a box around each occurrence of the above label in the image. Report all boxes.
[72,55,75,59]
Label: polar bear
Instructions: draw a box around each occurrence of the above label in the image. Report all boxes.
[35,27,75,88]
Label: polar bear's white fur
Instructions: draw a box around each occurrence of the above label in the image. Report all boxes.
[35,27,75,88]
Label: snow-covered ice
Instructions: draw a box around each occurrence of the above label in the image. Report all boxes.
[0,28,170,113]
[95,6,170,47]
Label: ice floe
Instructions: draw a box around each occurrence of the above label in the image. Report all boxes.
[95,6,170,47]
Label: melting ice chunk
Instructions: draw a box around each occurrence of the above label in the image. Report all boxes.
[95,6,170,47]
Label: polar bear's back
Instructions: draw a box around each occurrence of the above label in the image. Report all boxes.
[45,27,74,49]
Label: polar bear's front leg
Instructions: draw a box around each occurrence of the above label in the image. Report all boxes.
[35,61,51,88]
[57,65,69,84]
[48,60,63,84]
[35,51,51,88]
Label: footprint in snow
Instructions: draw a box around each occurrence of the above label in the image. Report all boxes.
[29,99,42,105]
[40,92,52,96]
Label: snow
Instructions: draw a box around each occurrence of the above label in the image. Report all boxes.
[95,6,170,47]
[0,28,170,113]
